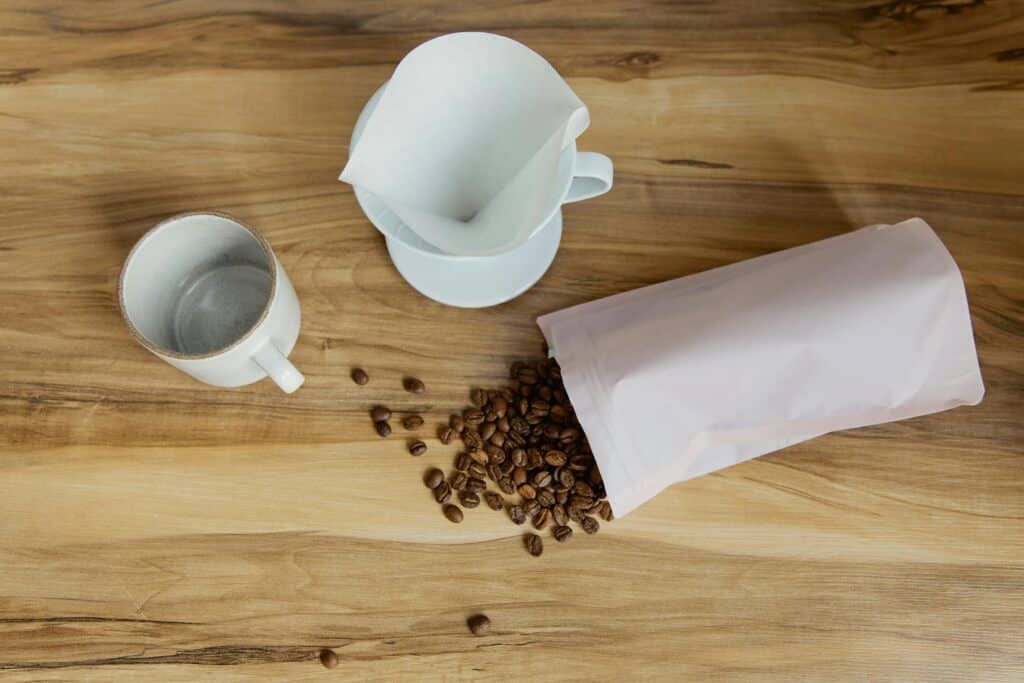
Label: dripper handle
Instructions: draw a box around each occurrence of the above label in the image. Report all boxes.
[564,152,614,204]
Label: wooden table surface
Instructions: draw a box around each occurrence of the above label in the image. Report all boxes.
[2,1,1023,680]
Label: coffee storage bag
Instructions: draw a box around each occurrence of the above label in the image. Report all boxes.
[538,218,984,517]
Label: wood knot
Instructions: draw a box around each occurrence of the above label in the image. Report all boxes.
[616,52,660,68]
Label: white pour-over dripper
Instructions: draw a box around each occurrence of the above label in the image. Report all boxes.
[349,82,612,308]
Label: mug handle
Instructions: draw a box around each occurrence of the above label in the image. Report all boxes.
[252,342,304,394]
[563,152,614,204]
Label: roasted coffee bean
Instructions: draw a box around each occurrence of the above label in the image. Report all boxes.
[511,448,527,467]
[535,361,549,379]
[485,410,499,423]
[509,505,526,525]
[443,504,463,523]
[409,440,427,456]
[518,484,537,500]
[555,489,569,505]
[569,455,590,471]
[537,385,553,401]
[466,477,487,493]
[559,427,580,444]
[552,504,568,526]
[403,414,424,430]
[487,464,502,481]
[533,470,552,488]
[320,648,339,669]
[574,480,595,498]
[568,495,593,511]
[532,507,551,530]
[557,469,575,488]
[404,377,426,394]
[484,491,504,510]
[517,367,538,385]
[469,449,489,466]
[459,490,480,508]
[526,449,543,469]
[487,389,499,402]
[589,468,603,485]
[500,387,517,403]
[468,462,487,479]
[511,415,530,435]
[463,409,485,426]
[433,481,452,503]
[520,384,533,398]
[544,450,567,466]
[480,422,496,441]
[492,396,508,418]
[524,533,543,556]
[581,516,600,534]
[587,498,604,513]
[507,430,526,447]
[374,420,391,438]
[568,506,585,523]
[467,614,491,636]
[537,489,555,508]
[350,368,369,386]
[470,388,487,408]
[517,398,530,416]
[450,472,468,491]
[497,416,510,433]
[552,525,573,542]
[450,414,465,433]
[462,430,483,449]
[499,477,516,494]
[489,432,506,448]
[510,360,525,378]
[439,426,454,445]
[543,423,561,440]
[424,468,444,489]
[524,498,540,516]
[370,406,391,422]
[598,500,614,521]
[512,467,528,486]
[529,399,549,416]
[455,452,471,471]
[550,404,568,419]
[487,446,506,464]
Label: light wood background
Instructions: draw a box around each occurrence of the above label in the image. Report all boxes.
[2,1,1023,680]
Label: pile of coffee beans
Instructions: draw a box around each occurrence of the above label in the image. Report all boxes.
[427,357,611,555]
[354,359,611,557]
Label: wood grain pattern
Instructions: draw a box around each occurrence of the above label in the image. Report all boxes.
[2,1,1023,680]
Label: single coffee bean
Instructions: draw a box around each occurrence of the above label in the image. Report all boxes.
[555,489,569,505]
[350,368,369,386]
[467,613,491,636]
[459,490,480,508]
[319,648,339,669]
[470,388,487,408]
[568,506,585,523]
[480,422,496,440]
[537,489,555,508]
[589,467,603,485]
[517,398,530,416]
[443,504,463,523]
[512,467,527,485]
[450,472,468,491]
[439,426,454,445]
[492,396,508,418]
[374,420,391,438]
[484,491,504,510]
[532,470,552,488]
[501,387,517,402]
[524,532,543,557]
[532,507,551,530]
[487,389,499,401]
[487,464,502,481]
[587,497,604,513]
[402,414,424,430]
[507,429,526,447]
[433,481,452,504]
[537,385,553,401]
[574,480,595,498]
[543,423,561,440]
[557,469,575,488]
[598,500,614,521]
[370,406,391,422]
[468,462,487,479]
[550,404,568,419]
[469,449,489,466]
[463,408,484,426]
[527,449,544,469]
[466,477,486,493]
[486,445,505,464]
[552,504,568,526]
[520,384,532,398]
[581,515,600,534]
[404,377,426,394]
[511,448,527,467]
[552,525,573,542]
[489,432,506,448]
[497,416,510,433]
[559,427,580,444]
[511,415,529,435]
[500,459,516,476]
[485,410,499,422]
[450,414,465,433]
[524,498,540,516]
[455,452,471,471]
[518,367,538,385]
[569,455,590,472]
[509,505,526,525]
[544,450,567,466]
[462,430,482,449]
[409,440,427,456]
[529,399,549,416]
[499,477,516,494]
[424,468,444,489]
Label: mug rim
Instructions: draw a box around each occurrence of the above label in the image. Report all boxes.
[118,210,278,361]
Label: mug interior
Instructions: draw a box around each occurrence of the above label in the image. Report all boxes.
[119,213,276,358]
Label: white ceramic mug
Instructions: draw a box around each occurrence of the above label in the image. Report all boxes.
[119,212,304,393]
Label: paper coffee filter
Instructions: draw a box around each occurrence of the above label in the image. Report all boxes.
[340,32,589,257]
